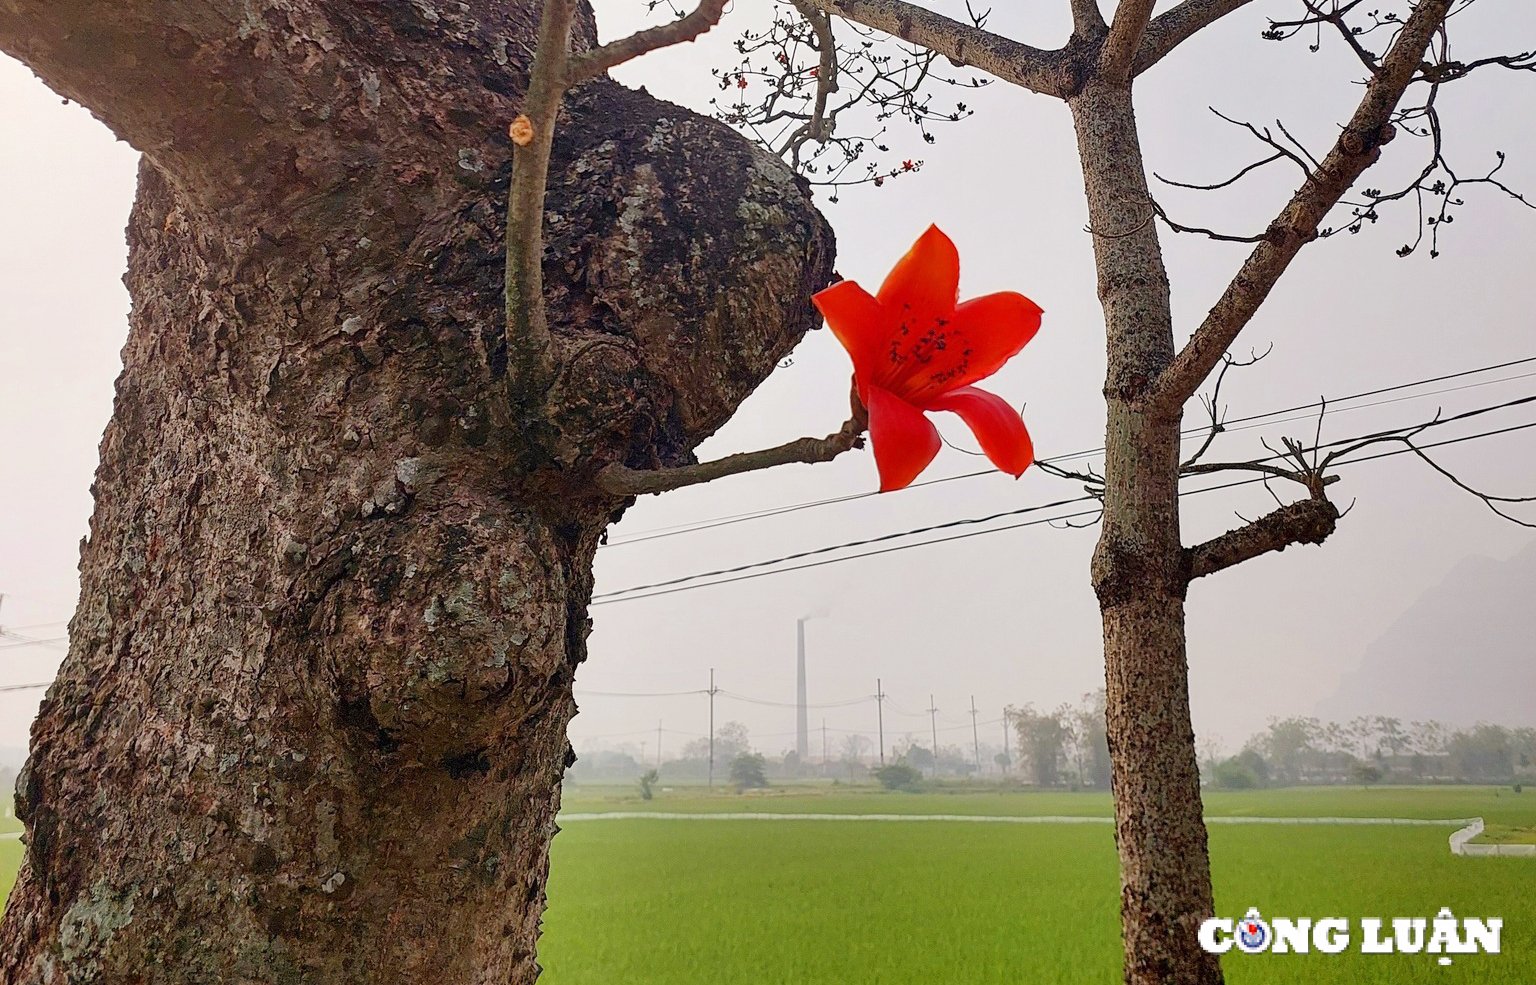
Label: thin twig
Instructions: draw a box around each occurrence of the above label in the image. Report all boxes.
[596,416,868,496]
[505,0,580,410]
[1152,0,1455,414]
[567,0,731,83]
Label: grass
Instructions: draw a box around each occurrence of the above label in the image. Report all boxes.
[1477,824,1536,845]
[0,800,18,903]
[542,802,1533,985]
[539,816,1532,985]
[0,840,19,905]
[2,787,1531,982]
[544,784,1533,984]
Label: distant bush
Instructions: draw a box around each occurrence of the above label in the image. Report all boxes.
[873,763,923,792]
[730,753,768,790]
[1351,763,1384,787]
[1212,758,1259,790]
[638,769,659,801]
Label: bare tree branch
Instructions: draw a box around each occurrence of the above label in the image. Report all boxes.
[1036,458,1107,489]
[1070,0,1109,37]
[596,417,867,496]
[1180,347,1271,467]
[1150,0,1454,415]
[1134,0,1259,76]
[504,0,581,411]
[1151,199,1267,242]
[1317,393,1536,527]
[1101,0,1158,82]
[1186,496,1340,580]
[0,0,362,193]
[1182,458,1328,485]
[567,0,730,83]
[1328,431,1536,528]
[800,0,1069,97]
[774,0,844,168]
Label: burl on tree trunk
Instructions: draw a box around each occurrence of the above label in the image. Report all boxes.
[0,1,832,981]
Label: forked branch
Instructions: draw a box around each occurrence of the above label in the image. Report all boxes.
[797,0,1069,97]
[1134,0,1260,75]
[1070,0,1108,37]
[1100,0,1158,82]
[567,0,730,83]
[1150,0,1454,414]
[506,0,733,412]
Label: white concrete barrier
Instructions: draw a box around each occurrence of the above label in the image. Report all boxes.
[1446,818,1536,857]
[1449,819,1536,858]
[562,811,1532,858]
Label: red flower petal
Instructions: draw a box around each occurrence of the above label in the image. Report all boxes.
[924,386,1034,478]
[901,291,1043,403]
[812,279,885,398]
[866,384,941,492]
[875,224,959,340]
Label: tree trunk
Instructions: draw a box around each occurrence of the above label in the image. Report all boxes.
[1069,79,1223,985]
[0,2,833,981]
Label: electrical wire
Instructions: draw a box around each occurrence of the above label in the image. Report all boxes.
[600,355,1536,548]
[591,411,1536,606]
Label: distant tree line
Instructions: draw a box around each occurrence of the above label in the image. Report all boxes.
[1006,692,1113,790]
[564,707,1533,794]
[1207,716,1536,789]
[565,720,870,787]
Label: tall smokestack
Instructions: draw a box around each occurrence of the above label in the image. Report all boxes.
[796,618,809,761]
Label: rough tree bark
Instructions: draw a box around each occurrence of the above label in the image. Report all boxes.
[1069,74,1223,985]
[0,1,832,981]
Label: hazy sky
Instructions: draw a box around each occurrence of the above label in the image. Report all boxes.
[2,1,1533,760]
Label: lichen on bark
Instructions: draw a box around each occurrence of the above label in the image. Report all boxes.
[0,1,834,981]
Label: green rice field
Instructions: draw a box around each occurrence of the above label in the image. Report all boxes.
[2,786,1531,982]
[541,785,1533,985]
[0,805,20,905]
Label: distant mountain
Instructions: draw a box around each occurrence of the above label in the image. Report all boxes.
[1318,541,1536,727]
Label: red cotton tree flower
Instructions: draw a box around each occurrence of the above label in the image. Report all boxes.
[814,225,1043,491]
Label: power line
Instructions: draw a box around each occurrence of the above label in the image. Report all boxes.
[719,689,874,710]
[596,392,1536,602]
[594,492,1100,601]
[600,355,1536,547]
[0,681,51,693]
[0,636,67,651]
[574,688,707,698]
[574,686,878,710]
[0,621,68,633]
[591,410,1536,606]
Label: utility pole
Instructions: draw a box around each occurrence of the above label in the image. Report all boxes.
[1001,708,1011,775]
[927,694,939,779]
[970,695,981,776]
[656,720,663,769]
[795,618,809,762]
[875,678,886,766]
[821,719,828,777]
[707,668,719,789]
